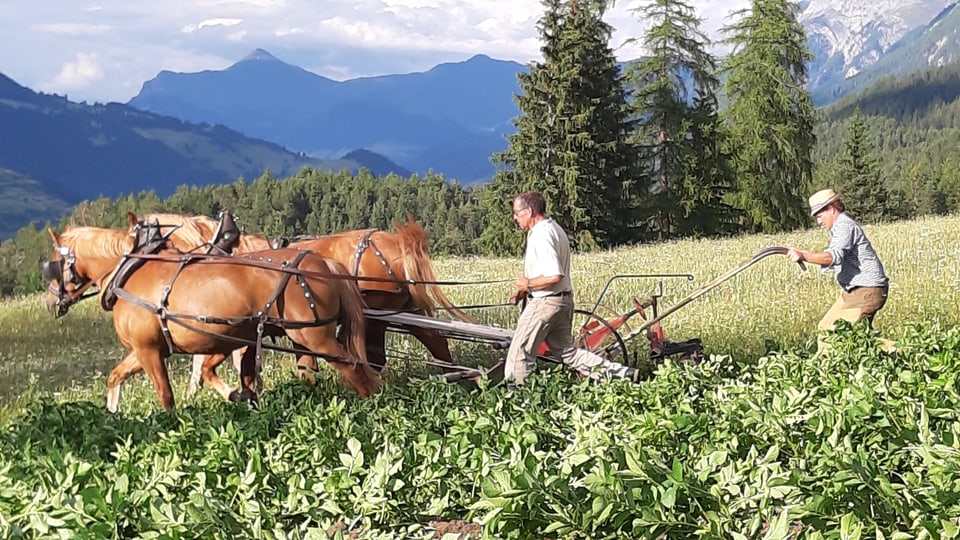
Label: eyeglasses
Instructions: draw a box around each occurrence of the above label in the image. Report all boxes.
[512,207,529,216]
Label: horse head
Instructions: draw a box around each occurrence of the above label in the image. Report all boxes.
[42,222,135,318]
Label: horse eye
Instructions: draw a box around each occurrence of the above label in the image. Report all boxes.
[57,246,70,257]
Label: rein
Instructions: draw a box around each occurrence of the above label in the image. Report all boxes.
[125,251,513,287]
[46,278,101,311]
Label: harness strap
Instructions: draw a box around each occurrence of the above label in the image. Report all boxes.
[111,287,339,353]
[352,229,402,293]
[156,255,194,356]
[254,250,311,366]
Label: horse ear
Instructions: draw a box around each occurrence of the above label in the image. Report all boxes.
[48,227,61,246]
[127,212,139,231]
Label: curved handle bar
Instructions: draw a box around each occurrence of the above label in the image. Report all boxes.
[616,246,805,345]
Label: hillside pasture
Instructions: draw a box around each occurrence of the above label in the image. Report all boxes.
[0,215,958,538]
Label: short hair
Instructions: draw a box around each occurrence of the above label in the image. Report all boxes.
[514,191,546,216]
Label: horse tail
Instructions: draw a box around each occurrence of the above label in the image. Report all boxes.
[328,259,381,392]
[394,215,475,323]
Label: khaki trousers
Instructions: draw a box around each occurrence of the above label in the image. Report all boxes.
[504,295,633,384]
[817,285,889,331]
[816,285,894,353]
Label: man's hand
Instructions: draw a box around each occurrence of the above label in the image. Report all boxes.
[786,248,804,263]
[510,276,531,305]
[509,289,528,305]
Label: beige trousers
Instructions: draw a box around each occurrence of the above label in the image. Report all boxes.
[817,285,894,353]
[504,295,633,384]
[817,285,889,331]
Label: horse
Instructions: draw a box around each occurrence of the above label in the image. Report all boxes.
[140,213,473,400]
[42,215,380,412]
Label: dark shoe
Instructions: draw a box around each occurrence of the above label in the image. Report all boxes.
[624,367,640,383]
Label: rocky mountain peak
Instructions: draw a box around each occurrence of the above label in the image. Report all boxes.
[803,0,955,80]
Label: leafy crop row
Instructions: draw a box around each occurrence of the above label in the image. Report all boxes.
[1,323,958,538]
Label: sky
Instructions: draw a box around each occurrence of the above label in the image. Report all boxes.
[0,0,749,105]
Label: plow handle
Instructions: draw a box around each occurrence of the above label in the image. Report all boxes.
[617,246,804,345]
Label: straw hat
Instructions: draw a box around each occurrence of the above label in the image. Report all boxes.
[808,188,841,216]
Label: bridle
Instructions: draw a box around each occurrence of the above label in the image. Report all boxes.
[41,244,101,317]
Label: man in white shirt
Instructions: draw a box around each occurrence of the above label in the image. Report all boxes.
[505,191,639,385]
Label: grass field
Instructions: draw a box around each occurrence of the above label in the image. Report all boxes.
[0,215,958,538]
[2,214,955,410]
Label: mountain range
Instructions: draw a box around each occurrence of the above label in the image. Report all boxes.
[2,0,960,240]
[126,0,960,179]
[804,0,959,103]
[0,72,411,237]
[129,50,523,185]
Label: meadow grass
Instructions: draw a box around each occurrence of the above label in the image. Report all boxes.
[0,213,957,416]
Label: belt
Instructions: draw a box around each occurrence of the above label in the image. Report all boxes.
[845,284,888,293]
[544,290,572,297]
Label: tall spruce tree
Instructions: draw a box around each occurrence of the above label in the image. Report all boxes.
[833,107,890,223]
[627,0,733,239]
[475,0,640,255]
[721,0,816,232]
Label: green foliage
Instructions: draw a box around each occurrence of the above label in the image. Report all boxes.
[1,169,489,295]
[0,325,959,537]
[3,213,960,536]
[626,0,736,239]
[814,63,960,219]
[829,108,893,223]
[721,0,817,233]
[478,0,642,253]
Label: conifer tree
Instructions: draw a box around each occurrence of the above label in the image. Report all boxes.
[476,0,640,255]
[833,107,890,223]
[721,0,816,232]
[627,0,733,239]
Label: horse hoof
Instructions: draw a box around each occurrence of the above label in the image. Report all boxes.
[228,389,260,409]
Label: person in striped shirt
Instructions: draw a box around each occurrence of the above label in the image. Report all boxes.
[785,189,892,348]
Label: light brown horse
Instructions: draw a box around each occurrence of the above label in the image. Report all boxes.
[42,217,380,412]
[144,213,473,400]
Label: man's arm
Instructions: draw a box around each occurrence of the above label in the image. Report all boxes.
[517,274,563,293]
[787,219,855,268]
[786,248,833,266]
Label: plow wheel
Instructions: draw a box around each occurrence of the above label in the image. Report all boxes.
[572,307,631,364]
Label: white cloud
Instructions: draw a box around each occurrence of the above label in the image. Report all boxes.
[183,17,244,33]
[34,22,111,36]
[2,0,751,103]
[47,52,104,93]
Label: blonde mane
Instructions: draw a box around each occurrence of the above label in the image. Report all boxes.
[59,227,133,260]
[142,212,272,253]
[141,213,222,252]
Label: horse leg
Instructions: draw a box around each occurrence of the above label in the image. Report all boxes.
[410,327,455,363]
[186,354,205,399]
[106,352,142,414]
[199,353,235,401]
[228,346,261,391]
[229,346,260,406]
[135,347,176,411]
[364,320,389,372]
[288,328,380,398]
[295,352,319,384]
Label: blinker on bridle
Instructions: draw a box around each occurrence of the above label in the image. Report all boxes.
[42,244,99,317]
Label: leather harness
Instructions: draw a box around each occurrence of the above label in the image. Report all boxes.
[103,223,340,362]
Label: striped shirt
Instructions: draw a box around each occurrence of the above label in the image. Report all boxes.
[822,212,888,291]
[524,218,573,298]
